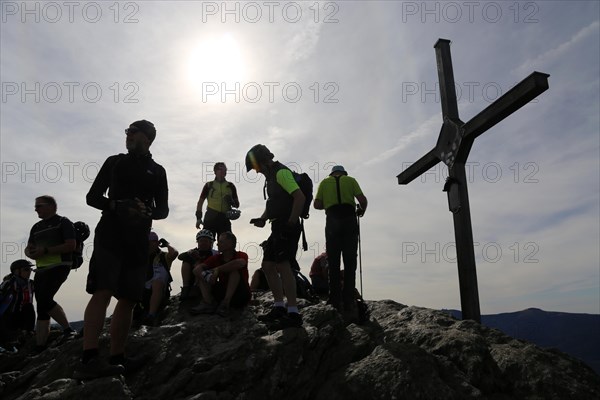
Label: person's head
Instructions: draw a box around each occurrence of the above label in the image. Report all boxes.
[125,120,156,154]
[245,144,274,174]
[10,259,34,279]
[329,165,348,177]
[214,162,227,180]
[34,195,57,220]
[148,231,160,253]
[195,229,215,251]
[217,231,237,253]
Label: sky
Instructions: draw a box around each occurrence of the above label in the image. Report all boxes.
[1,1,598,322]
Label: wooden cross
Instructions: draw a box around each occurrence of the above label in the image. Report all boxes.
[397,39,549,322]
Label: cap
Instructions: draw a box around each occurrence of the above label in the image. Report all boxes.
[330,165,347,176]
[148,231,159,241]
[130,120,156,143]
[10,259,34,272]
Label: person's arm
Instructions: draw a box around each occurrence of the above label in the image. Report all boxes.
[165,243,179,264]
[152,166,169,220]
[86,156,116,211]
[195,183,209,227]
[212,253,248,277]
[314,198,324,210]
[229,183,240,208]
[356,194,368,213]
[288,189,305,225]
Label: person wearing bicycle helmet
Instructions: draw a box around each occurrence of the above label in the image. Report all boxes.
[178,229,218,301]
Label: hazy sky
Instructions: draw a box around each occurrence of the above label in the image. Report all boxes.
[1,1,598,321]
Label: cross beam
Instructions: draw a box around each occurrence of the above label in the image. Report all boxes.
[397,39,549,322]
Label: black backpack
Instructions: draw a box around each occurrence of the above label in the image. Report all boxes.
[72,221,90,270]
[291,171,313,220]
[294,269,319,303]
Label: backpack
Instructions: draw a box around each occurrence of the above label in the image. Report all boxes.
[355,290,371,325]
[72,221,90,270]
[294,269,319,303]
[291,171,313,220]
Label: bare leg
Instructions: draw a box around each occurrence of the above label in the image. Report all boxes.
[148,281,165,314]
[47,303,70,329]
[83,289,112,350]
[262,261,284,303]
[109,298,136,356]
[181,261,194,287]
[222,271,241,307]
[277,260,297,307]
[35,319,51,346]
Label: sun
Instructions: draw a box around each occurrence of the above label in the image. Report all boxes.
[187,33,247,89]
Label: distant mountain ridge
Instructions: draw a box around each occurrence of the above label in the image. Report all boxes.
[443,308,600,375]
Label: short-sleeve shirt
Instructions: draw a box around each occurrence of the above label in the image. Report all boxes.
[315,175,363,210]
[27,215,75,269]
[203,251,249,288]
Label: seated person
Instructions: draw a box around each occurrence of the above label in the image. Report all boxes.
[190,231,251,317]
[309,252,329,295]
[139,232,178,326]
[0,260,35,351]
[250,268,270,292]
[178,229,218,301]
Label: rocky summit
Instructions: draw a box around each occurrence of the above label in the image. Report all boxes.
[1,293,599,400]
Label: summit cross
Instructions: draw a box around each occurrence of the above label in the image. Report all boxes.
[397,39,549,322]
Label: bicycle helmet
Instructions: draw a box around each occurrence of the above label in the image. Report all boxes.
[196,229,215,242]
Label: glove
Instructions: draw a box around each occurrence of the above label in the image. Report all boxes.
[356,206,365,217]
[158,238,169,248]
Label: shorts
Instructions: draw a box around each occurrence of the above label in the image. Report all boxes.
[262,219,301,264]
[145,265,170,289]
[34,264,70,320]
[86,217,149,302]
[203,208,231,237]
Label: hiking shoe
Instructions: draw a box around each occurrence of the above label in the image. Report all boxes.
[73,357,125,380]
[190,302,217,315]
[216,303,230,317]
[268,312,303,330]
[257,306,287,323]
[180,286,201,301]
[142,314,159,327]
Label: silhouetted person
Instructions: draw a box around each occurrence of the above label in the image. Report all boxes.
[24,195,77,352]
[246,144,304,329]
[314,165,367,322]
[75,120,169,380]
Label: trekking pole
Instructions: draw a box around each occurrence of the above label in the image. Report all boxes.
[357,205,363,297]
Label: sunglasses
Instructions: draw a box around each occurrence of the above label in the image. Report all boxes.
[20,267,32,272]
[34,203,49,209]
[125,126,141,135]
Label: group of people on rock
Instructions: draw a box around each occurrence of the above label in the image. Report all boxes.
[0,120,367,381]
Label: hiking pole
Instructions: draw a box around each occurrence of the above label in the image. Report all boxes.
[357,205,363,297]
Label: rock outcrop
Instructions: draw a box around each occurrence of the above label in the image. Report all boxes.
[1,293,599,400]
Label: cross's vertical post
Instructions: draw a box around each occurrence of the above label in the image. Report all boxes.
[446,164,481,321]
[397,38,548,324]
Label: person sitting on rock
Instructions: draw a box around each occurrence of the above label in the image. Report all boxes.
[190,231,251,317]
[0,260,35,351]
[139,232,178,326]
[178,229,218,301]
[309,251,329,296]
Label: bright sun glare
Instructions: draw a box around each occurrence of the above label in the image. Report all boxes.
[188,33,246,90]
